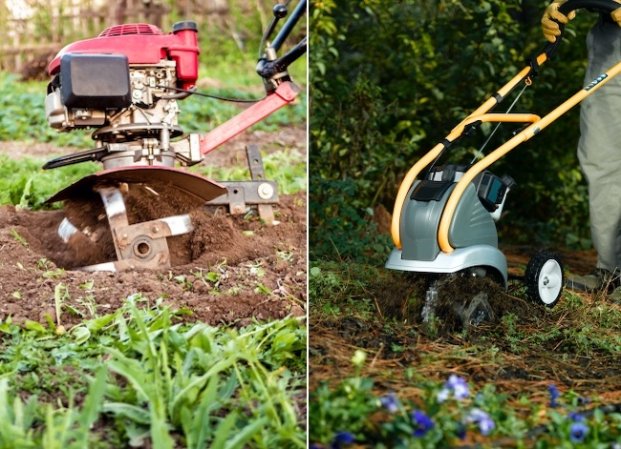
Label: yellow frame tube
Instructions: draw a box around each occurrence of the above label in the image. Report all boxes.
[449,113,541,139]
[390,53,548,249]
[437,59,621,253]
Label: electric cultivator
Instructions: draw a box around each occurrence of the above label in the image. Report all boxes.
[42,1,306,271]
[387,0,619,323]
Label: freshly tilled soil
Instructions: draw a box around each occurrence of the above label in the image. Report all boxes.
[0,193,306,327]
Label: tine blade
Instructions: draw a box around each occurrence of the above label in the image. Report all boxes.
[58,217,79,243]
[80,262,118,272]
[160,214,193,236]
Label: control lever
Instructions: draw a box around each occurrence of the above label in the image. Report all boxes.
[259,4,289,57]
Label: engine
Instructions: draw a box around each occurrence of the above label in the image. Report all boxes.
[44,21,203,169]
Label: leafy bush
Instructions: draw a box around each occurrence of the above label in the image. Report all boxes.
[309,178,391,263]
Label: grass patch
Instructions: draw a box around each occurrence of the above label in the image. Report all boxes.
[192,149,306,195]
[0,155,98,209]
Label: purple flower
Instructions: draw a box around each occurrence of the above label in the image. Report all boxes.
[568,412,585,422]
[447,375,470,399]
[411,410,434,437]
[437,374,470,402]
[466,408,495,436]
[331,431,354,449]
[548,384,560,408]
[569,422,589,443]
[379,392,400,413]
[437,388,450,403]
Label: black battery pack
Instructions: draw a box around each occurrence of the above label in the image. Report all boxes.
[60,54,131,109]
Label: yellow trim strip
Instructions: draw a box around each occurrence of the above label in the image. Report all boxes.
[390,53,548,249]
[437,59,621,253]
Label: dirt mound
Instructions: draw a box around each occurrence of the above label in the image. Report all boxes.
[37,180,229,268]
[0,193,306,327]
[367,271,536,337]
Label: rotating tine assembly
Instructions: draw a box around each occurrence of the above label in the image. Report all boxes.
[50,167,225,272]
[58,186,191,272]
[42,1,306,272]
[386,0,621,307]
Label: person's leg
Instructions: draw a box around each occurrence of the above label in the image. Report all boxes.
[578,20,621,280]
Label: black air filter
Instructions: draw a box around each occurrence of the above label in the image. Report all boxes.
[60,54,131,109]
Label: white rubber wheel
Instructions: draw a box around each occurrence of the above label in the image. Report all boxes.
[525,251,564,307]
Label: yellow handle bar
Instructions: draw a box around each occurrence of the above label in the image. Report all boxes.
[390,53,549,249]
[391,53,621,253]
[438,59,621,253]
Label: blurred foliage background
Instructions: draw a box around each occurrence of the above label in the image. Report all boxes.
[310,0,597,262]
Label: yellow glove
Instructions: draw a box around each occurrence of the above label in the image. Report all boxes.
[541,0,576,43]
[611,0,621,26]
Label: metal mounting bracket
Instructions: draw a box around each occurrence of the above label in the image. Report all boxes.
[207,144,278,223]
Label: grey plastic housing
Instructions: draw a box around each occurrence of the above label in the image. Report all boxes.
[389,177,507,286]
[400,181,497,262]
[385,245,508,287]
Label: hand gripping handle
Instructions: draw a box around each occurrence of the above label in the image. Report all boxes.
[546,0,619,52]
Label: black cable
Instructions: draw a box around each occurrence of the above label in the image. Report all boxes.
[158,84,266,103]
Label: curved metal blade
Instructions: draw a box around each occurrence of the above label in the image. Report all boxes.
[45,166,226,204]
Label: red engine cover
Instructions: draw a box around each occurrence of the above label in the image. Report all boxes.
[48,22,199,89]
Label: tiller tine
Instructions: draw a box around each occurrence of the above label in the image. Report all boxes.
[47,166,226,272]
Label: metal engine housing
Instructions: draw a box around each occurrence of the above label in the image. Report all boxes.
[44,22,203,170]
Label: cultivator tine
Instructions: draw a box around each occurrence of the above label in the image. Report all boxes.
[91,185,195,271]
[98,186,130,261]
[47,166,227,272]
[81,262,118,272]
[58,217,80,244]
[55,185,197,272]
[159,215,194,236]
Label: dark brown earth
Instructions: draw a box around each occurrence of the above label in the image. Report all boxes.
[0,193,306,327]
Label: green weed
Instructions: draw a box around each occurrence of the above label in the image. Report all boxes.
[0,298,306,448]
[9,228,28,246]
[0,155,97,209]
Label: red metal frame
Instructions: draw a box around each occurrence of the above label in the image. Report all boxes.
[199,81,301,155]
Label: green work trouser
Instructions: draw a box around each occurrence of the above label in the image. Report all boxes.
[578,18,621,272]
